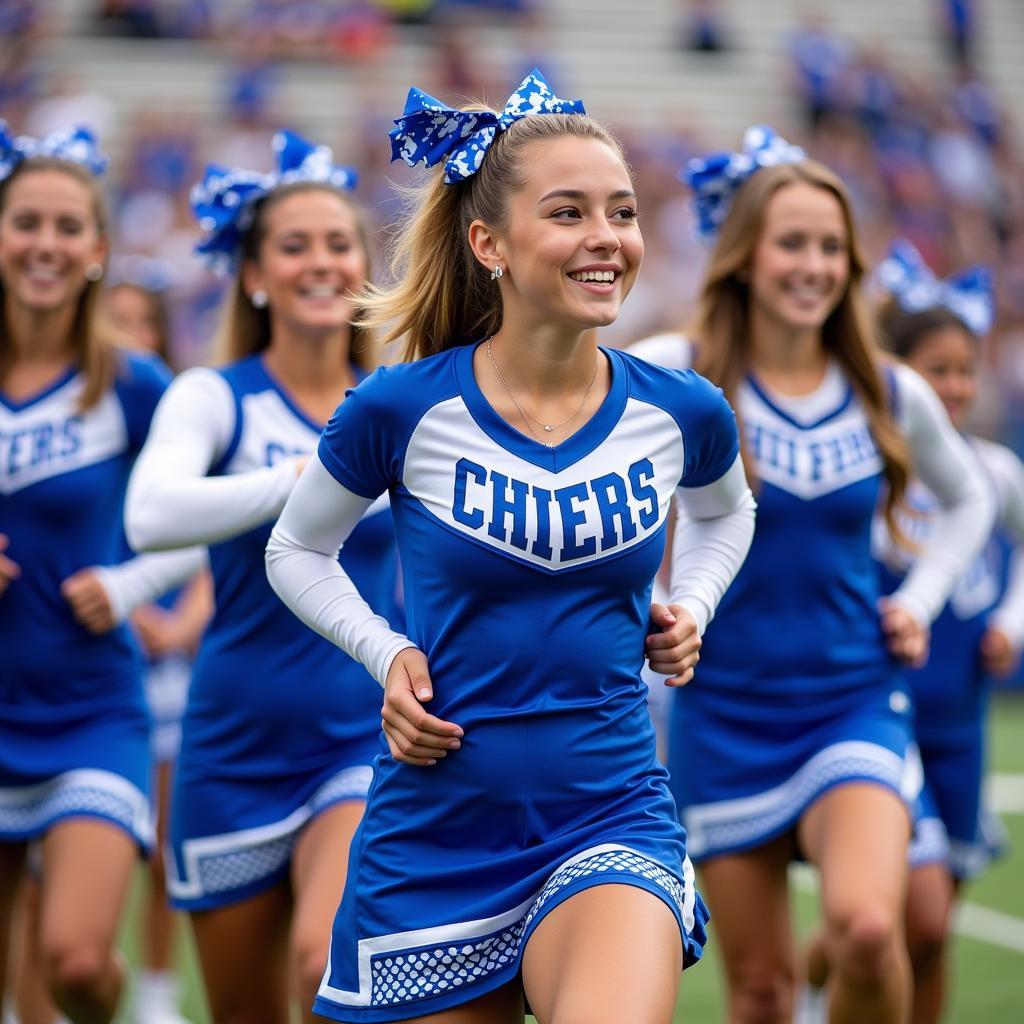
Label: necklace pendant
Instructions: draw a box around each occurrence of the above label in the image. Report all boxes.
[543,424,554,432]
[544,442,555,448]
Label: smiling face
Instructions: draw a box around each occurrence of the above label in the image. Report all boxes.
[747,180,850,335]
[105,283,165,355]
[0,166,106,319]
[243,187,369,339]
[487,135,643,333]
[904,322,977,428]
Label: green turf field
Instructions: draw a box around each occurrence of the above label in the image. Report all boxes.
[118,694,1024,1023]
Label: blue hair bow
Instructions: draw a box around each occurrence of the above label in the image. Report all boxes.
[684,125,805,240]
[389,68,586,184]
[191,128,358,274]
[876,240,994,336]
[0,121,108,182]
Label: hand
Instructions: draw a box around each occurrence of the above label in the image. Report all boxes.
[382,648,464,766]
[878,597,929,667]
[60,568,117,634]
[980,627,1020,678]
[131,604,185,658]
[0,534,20,597]
[646,603,701,687]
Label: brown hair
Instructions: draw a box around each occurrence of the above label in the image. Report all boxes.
[211,182,377,372]
[688,159,913,541]
[878,299,977,360]
[361,112,628,362]
[0,157,116,410]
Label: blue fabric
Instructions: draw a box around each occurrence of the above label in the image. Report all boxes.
[683,125,805,240]
[389,68,585,184]
[191,128,358,273]
[876,238,994,336]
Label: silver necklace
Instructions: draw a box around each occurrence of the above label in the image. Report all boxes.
[485,337,599,448]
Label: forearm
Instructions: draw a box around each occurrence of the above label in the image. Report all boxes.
[91,547,208,624]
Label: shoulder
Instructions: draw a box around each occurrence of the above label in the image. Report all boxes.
[888,362,944,430]
[970,435,1024,496]
[626,332,694,371]
[113,348,172,401]
[341,349,462,426]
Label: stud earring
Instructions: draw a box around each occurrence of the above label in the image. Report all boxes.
[251,289,269,309]
[490,265,503,281]
[84,263,103,282]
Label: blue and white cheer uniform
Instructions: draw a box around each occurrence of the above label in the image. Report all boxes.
[0,351,172,850]
[125,355,396,910]
[877,435,1024,878]
[267,342,756,1021]
[630,333,993,862]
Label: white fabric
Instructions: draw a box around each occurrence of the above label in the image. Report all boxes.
[627,333,692,372]
[888,364,995,626]
[976,437,1024,647]
[671,455,757,634]
[124,368,301,552]
[266,455,415,686]
[92,547,207,625]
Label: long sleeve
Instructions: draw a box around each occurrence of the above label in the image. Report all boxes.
[888,364,996,626]
[92,547,208,625]
[125,368,300,551]
[266,454,415,685]
[983,441,1024,647]
[670,455,757,634]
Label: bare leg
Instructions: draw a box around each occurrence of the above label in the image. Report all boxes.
[522,884,682,1024]
[189,883,291,1024]
[144,762,177,971]
[799,783,911,1024]
[38,820,137,1024]
[0,843,28,1012]
[697,836,796,1024]
[14,875,61,1024]
[289,802,363,1022]
[905,865,957,1024]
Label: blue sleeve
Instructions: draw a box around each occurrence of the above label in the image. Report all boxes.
[114,350,173,452]
[678,371,741,488]
[317,367,406,499]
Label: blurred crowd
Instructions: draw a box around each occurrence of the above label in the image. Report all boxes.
[2,0,1022,445]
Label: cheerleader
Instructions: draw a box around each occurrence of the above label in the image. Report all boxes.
[267,70,756,1023]
[123,130,396,1024]
[0,123,183,1024]
[803,241,1024,1024]
[630,128,994,1024]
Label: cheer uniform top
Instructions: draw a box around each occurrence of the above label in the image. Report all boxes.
[125,355,396,910]
[0,351,170,849]
[267,343,757,1021]
[630,334,992,861]
[877,435,1024,878]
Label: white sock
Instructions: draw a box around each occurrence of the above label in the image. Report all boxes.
[794,983,827,1024]
[134,969,190,1024]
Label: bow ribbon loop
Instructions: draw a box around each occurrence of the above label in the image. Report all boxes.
[389,69,586,185]
[683,125,805,240]
[876,240,994,336]
[191,128,357,273]
[0,121,108,182]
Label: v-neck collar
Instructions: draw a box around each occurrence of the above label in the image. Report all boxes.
[454,341,628,473]
[0,363,78,412]
[745,360,853,430]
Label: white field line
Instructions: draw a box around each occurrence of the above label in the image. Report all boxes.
[988,773,1024,814]
[790,864,1024,955]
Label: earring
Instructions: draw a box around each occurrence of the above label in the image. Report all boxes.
[251,289,269,309]
[490,265,503,281]
[84,263,103,282]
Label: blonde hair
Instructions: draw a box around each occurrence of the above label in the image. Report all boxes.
[211,182,378,372]
[688,159,913,542]
[0,158,116,411]
[361,112,628,362]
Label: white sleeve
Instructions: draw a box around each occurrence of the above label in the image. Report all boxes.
[889,364,996,625]
[669,455,757,634]
[265,454,415,686]
[983,442,1024,647]
[91,547,208,624]
[125,368,301,551]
